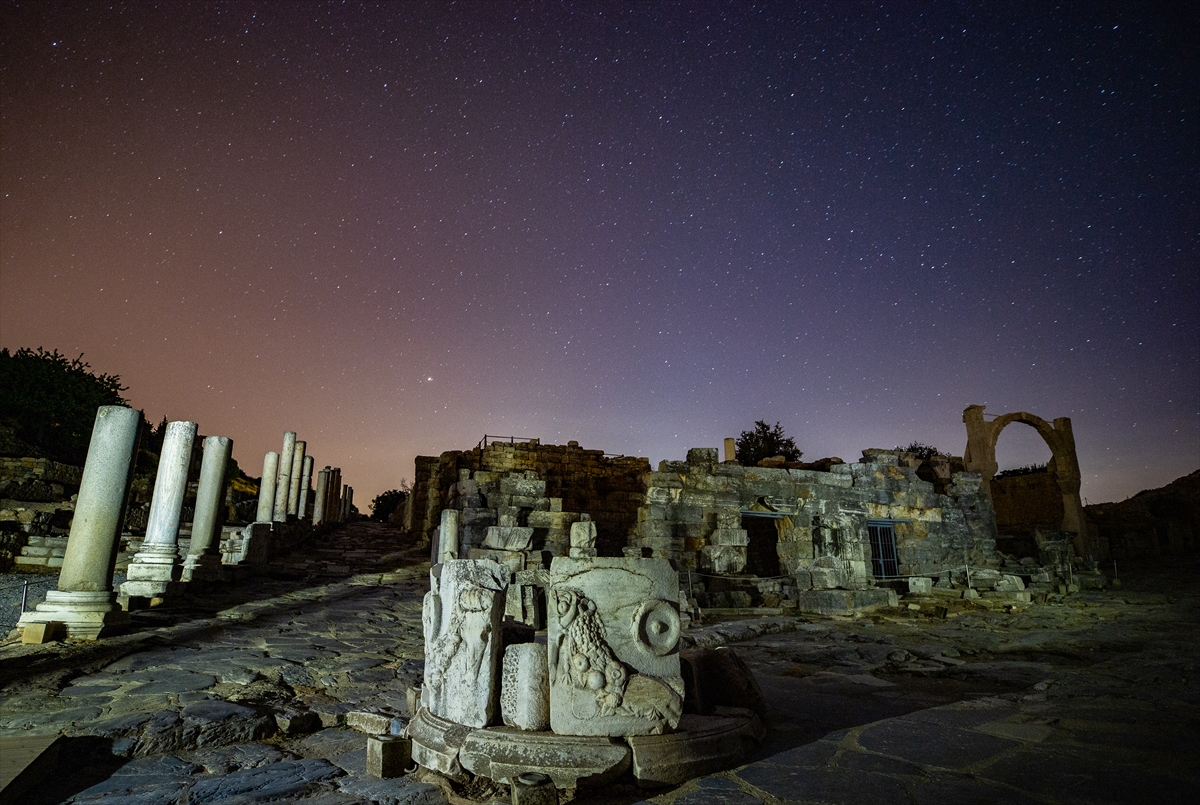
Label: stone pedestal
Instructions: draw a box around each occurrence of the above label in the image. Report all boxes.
[256,452,279,523]
[273,432,296,522]
[121,420,197,604]
[183,435,232,582]
[287,440,306,516]
[18,406,139,640]
[569,520,597,559]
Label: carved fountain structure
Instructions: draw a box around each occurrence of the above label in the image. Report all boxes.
[408,539,764,791]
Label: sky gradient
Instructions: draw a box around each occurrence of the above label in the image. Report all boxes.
[2,1,1196,508]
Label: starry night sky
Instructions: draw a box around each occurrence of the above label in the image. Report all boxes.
[2,2,1196,507]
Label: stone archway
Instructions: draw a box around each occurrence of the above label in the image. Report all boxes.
[962,404,1097,559]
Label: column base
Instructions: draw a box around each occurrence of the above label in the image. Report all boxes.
[181,553,222,582]
[17,590,129,641]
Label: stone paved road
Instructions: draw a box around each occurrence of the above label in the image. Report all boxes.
[1,525,1197,804]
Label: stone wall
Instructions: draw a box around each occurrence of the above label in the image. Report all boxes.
[0,456,83,501]
[408,440,649,554]
[634,448,996,589]
[991,471,1065,556]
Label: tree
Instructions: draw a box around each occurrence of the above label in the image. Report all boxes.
[735,420,801,466]
[897,441,942,460]
[370,487,408,523]
[0,347,128,464]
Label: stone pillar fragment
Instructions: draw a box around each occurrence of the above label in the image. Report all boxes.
[312,468,330,525]
[436,509,460,564]
[297,455,314,519]
[183,435,232,582]
[18,405,139,639]
[569,520,598,559]
[501,643,551,731]
[256,452,279,523]
[273,431,296,521]
[421,559,508,727]
[121,420,198,603]
[287,440,306,516]
[724,438,737,462]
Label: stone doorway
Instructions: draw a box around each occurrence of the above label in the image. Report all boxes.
[742,514,782,577]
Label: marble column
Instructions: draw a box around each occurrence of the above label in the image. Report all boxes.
[183,435,232,582]
[120,420,197,604]
[256,452,279,523]
[273,431,296,522]
[18,405,139,640]
[340,484,351,521]
[312,468,330,525]
[297,455,315,520]
[287,440,306,517]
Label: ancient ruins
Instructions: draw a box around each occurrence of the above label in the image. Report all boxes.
[2,403,1196,803]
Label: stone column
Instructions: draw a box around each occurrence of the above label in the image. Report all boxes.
[297,455,314,520]
[256,452,279,523]
[340,484,351,521]
[183,435,232,582]
[313,468,330,525]
[346,486,354,520]
[328,468,342,522]
[287,440,306,517]
[121,420,197,605]
[273,431,296,522]
[18,405,139,640]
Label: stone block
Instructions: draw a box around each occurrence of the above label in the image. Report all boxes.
[20,621,64,644]
[483,526,534,551]
[347,711,394,735]
[528,511,580,530]
[699,545,745,574]
[680,647,766,716]
[549,498,563,512]
[422,560,508,728]
[794,588,895,615]
[467,547,524,575]
[570,520,597,551]
[995,574,1026,591]
[712,528,748,547]
[548,557,684,737]
[908,577,933,595]
[501,643,550,731]
[366,734,412,778]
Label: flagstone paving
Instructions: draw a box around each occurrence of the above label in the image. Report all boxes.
[0,524,1196,804]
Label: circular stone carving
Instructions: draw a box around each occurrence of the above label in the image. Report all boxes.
[635,599,681,656]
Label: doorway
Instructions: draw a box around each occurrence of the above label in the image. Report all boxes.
[742,514,782,577]
[867,521,899,579]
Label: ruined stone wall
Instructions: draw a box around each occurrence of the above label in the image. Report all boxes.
[0,456,82,501]
[633,448,996,589]
[991,472,1065,537]
[408,440,649,554]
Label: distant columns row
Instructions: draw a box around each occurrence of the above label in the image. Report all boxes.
[17,407,348,641]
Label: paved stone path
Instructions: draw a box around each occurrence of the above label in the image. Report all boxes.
[1,524,1196,804]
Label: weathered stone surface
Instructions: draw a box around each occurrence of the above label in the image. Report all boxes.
[458,727,630,788]
[501,643,550,731]
[548,557,684,736]
[68,756,200,805]
[408,707,473,776]
[421,560,508,727]
[627,712,762,786]
[346,710,395,734]
[482,526,534,551]
[338,774,447,805]
[187,758,342,802]
[794,588,896,615]
[909,577,934,594]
